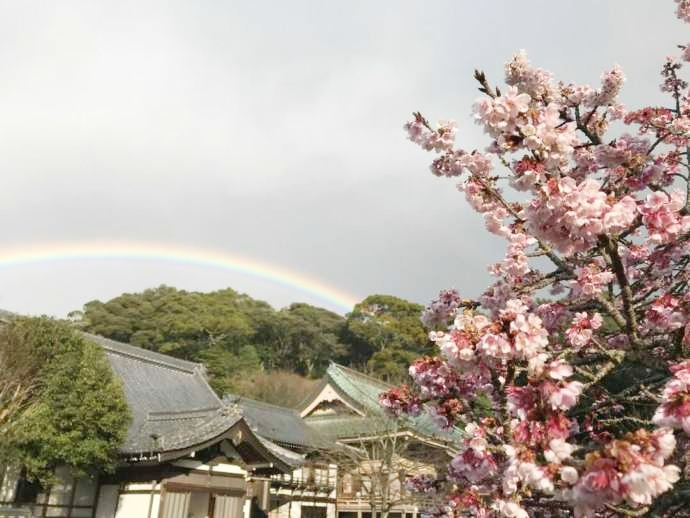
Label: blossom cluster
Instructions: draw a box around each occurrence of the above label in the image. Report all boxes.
[421,288,464,328]
[640,190,690,245]
[653,361,690,433]
[569,429,679,515]
[525,177,637,256]
[378,384,421,417]
[676,0,690,22]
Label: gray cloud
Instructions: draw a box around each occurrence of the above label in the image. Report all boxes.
[0,0,686,316]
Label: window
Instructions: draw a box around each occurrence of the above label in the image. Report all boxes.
[0,465,20,503]
[340,473,353,496]
[28,467,98,518]
[301,506,327,518]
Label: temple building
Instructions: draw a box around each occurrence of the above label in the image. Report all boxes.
[1,335,302,518]
[229,364,458,518]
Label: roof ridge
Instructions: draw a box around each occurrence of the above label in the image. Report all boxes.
[328,362,392,389]
[147,406,220,421]
[87,333,202,374]
[224,394,300,415]
[295,376,329,412]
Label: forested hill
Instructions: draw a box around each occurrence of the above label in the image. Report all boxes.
[70,286,433,405]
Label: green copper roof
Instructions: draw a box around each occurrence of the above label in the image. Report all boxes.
[305,415,390,439]
[304,363,462,445]
[324,363,390,415]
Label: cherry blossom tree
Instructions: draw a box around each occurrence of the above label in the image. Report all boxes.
[381,1,690,516]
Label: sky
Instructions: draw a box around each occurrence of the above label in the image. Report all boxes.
[0,1,686,317]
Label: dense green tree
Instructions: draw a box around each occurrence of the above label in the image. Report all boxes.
[200,344,263,395]
[230,370,318,408]
[74,286,351,383]
[74,286,430,394]
[366,347,420,383]
[342,295,431,381]
[0,317,130,481]
[275,303,348,377]
[74,286,255,359]
[0,316,40,443]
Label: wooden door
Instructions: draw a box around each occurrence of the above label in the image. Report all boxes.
[212,494,244,518]
[160,490,190,518]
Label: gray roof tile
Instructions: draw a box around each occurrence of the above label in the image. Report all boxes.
[87,334,238,456]
[224,395,325,449]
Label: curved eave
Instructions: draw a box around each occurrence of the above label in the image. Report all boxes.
[122,418,294,474]
[337,428,460,453]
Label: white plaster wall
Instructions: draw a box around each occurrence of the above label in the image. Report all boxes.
[281,500,334,518]
[151,493,161,518]
[115,492,152,518]
[212,463,247,476]
[172,460,247,476]
[125,483,157,491]
[300,384,362,418]
[268,501,286,518]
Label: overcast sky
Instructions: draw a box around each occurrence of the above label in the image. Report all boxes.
[0,1,686,317]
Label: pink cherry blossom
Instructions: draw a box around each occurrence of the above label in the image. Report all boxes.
[560,466,579,485]
[542,380,584,411]
[378,384,421,417]
[644,294,686,333]
[421,288,463,328]
[448,426,498,483]
[493,500,529,518]
[565,312,603,349]
[525,177,637,255]
[547,359,575,380]
[587,65,626,107]
[653,361,690,433]
[640,190,690,244]
[572,264,614,297]
[676,0,690,22]
[473,86,531,138]
[544,438,577,464]
[405,115,457,152]
[504,49,558,101]
[397,3,690,513]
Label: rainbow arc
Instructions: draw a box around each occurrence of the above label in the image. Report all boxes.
[0,241,359,313]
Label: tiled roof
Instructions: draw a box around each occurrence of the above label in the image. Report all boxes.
[304,415,389,439]
[224,394,325,450]
[91,334,304,470]
[257,436,306,467]
[321,363,391,415]
[89,333,227,456]
[90,333,205,374]
[304,363,462,444]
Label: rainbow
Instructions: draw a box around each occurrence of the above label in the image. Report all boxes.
[0,241,360,313]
